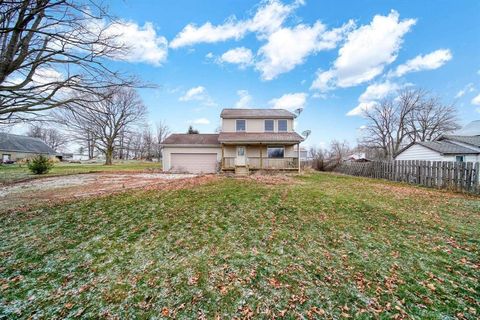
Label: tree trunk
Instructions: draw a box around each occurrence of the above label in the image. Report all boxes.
[105,145,114,165]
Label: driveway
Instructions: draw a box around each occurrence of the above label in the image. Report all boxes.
[0,172,207,213]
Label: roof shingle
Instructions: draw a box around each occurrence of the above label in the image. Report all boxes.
[417,141,479,154]
[162,134,220,145]
[218,132,304,143]
[220,108,295,119]
[0,133,57,154]
[441,135,480,148]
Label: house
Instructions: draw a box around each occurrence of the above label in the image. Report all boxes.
[0,133,59,162]
[395,121,480,162]
[162,108,304,174]
[62,153,91,161]
[344,152,370,162]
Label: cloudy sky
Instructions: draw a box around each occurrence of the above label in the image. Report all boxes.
[66,0,480,147]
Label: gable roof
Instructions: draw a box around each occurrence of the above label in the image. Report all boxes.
[0,133,57,154]
[220,108,295,119]
[440,135,480,148]
[218,132,304,143]
[162,134,220,145]
[413,141,479,155]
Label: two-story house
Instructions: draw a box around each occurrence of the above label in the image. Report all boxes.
[162,108,304,174]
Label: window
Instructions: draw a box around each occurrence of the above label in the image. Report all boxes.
[267,146,284,158]
[264,119,274,132]
[278,119,288,132]
[455,155,465,162]
[236,119,246,132]
[2,154,11,162]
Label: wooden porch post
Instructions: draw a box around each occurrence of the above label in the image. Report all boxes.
[260,144,263,169]
[221,144,224,170]
[298,143,301,173]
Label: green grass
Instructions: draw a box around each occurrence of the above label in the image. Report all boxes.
[0,161,161,184]
[1,173,479,319]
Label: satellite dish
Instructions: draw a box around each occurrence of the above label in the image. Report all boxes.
[302,130,311,139]
[294,108,303,116]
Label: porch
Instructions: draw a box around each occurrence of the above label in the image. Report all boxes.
[221,144,300,171]
[222,156,299,170]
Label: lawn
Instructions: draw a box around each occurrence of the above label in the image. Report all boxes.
[0,161,161,184]
[0,173,478,319]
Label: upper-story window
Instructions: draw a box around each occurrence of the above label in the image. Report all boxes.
[278,119,288,132]
[236,119,246,132]
[264,119,274,132]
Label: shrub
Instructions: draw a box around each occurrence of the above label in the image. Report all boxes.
[27,154,54,174]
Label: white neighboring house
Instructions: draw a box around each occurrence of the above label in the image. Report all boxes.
[395,121,480,162]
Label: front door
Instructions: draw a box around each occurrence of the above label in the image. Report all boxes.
[236,146,246,166]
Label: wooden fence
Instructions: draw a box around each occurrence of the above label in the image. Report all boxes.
[335,160,480,194]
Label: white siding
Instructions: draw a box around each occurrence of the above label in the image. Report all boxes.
[222,118,293,133]
[162,146,221,171]
[395,144,455,161]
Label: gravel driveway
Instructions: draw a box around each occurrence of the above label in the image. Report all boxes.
[0,172,197,212]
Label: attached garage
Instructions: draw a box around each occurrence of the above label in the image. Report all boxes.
[162,134,221,174]
[170,153,218,173]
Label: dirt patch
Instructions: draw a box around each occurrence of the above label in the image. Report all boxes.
[246,172,296,185]
[0,172,201,213]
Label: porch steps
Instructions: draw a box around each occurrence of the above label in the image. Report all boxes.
[235,165,249,176]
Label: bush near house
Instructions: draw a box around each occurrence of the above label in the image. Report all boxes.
[27,154,54,174]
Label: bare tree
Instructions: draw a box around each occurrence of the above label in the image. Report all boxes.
[406,97,459,142]
[361,88,459,159]
[0,0,136,124]
[154,120,170,161]
[57,87,147,165]
[27,123,67,151]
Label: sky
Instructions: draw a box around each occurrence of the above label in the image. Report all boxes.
[16,0,480,149]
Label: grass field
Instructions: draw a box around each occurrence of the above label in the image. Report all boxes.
[1,173,479,319]
[0,161,161,184]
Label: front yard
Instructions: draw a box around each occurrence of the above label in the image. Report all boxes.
[0,161,161,184]
[1,173,479,319]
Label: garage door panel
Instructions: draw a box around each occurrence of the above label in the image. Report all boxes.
[170,153,217,173]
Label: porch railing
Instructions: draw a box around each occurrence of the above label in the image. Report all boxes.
[222,157,298,170]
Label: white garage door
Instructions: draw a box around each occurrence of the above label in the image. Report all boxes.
[170,153,217,173]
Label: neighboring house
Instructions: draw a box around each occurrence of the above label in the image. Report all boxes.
[162,108,304,174]
[295,146,310,161]
[344,152,370,162]
[0,133,60,162]
[395,121,480,162]
[62,153,91,161]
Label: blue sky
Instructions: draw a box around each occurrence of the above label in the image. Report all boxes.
[84,1,480,147]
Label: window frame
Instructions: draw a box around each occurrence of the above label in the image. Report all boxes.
[264,119,274,132]
[278,119,288,132]
[236,119,246,132]
[267,146,285,159]
[455,155,465,162]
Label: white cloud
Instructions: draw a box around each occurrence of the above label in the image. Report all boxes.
[170,0,303,48]
[269,92,307,111]
[312,10,416,91]
[179,86,206,101]
[219,47,254,68]
[455,83,475,98]
[179,86,217,107]
[390,49,452,77]
[235,90,253,108]
[347,80,400,116]
[205,52,214,59]
[189,118,211,125]
[105,21,168,66]
[256,20,354,80]
[472,93,480,106]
